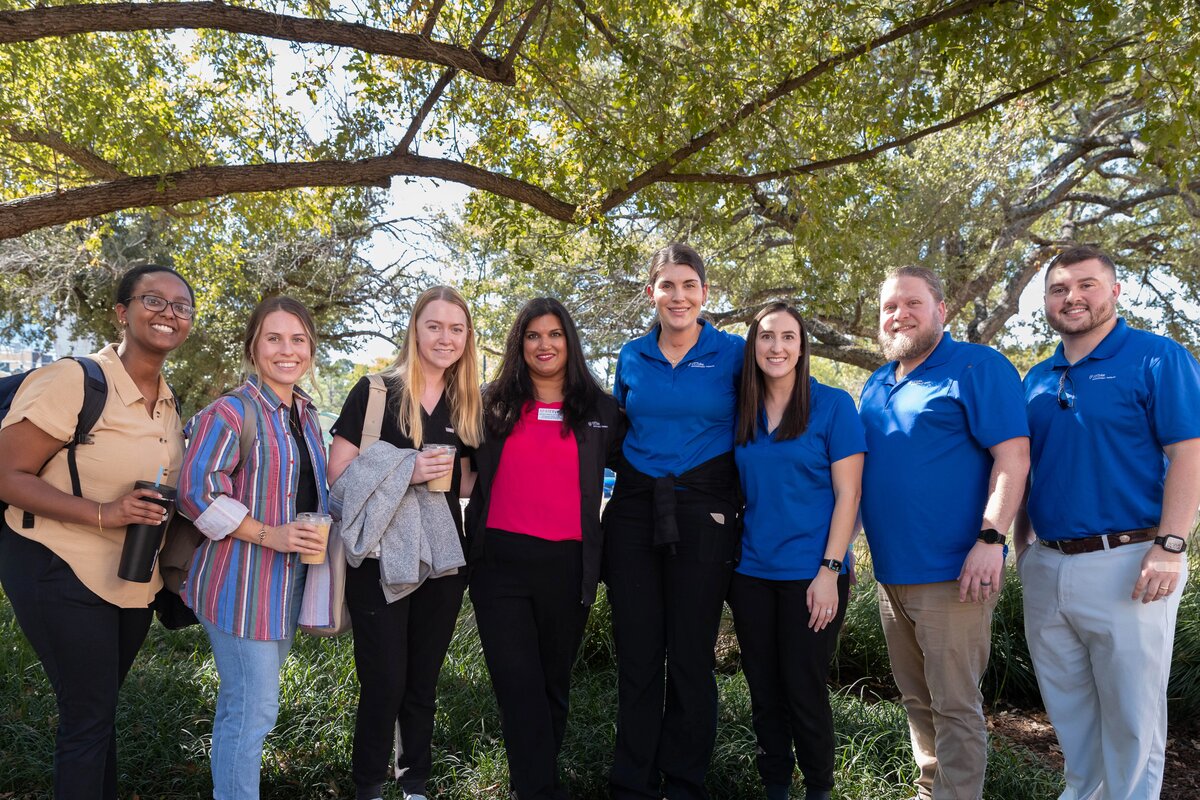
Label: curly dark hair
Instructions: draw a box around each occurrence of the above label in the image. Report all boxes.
[482,298,603,439]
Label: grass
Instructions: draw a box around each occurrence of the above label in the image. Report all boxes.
[1,584,1064,799]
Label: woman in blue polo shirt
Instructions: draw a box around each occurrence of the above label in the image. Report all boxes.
[602,242,744,800]
[729,303,865,800]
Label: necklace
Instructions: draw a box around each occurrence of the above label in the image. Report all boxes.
[659,339,691,367]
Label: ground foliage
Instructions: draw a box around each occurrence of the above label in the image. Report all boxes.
[0,582,1067,799]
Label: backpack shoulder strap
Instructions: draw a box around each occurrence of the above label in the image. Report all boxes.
[69,356,108,448]
[360,374,388,451]
[166,383,182,420]
[24,357,109,529]
[64,356,108,497]
[220,389,258,469]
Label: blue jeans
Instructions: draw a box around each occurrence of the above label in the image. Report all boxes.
[200,570,305,800]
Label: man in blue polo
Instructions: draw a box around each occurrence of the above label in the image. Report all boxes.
[1016,245,1200,800]
[860,266,1029,800]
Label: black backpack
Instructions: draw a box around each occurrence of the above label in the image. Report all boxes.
[0,357,108,527]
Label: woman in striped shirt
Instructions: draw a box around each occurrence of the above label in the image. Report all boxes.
[178,297,329,800]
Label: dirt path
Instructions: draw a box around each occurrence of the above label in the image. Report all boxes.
[988,708,1200,800]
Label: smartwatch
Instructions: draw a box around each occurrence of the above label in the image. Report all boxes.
[977,528,1006,546]
[1155,534,1187,554]
[820,558,843,573]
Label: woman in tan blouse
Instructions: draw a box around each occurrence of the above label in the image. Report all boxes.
[0,264,194,800]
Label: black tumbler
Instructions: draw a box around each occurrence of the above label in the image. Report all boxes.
[117,480,177,583]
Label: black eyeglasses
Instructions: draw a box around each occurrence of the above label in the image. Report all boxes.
[1057,368,1075,410]
[124,294,195,319]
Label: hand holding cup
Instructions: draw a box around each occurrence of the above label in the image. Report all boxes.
[414,444,456,491]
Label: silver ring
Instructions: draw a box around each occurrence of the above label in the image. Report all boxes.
[980,580,993,586]
[825,609,834,615]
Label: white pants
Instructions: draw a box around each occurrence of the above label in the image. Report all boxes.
[1020,541,1184,800]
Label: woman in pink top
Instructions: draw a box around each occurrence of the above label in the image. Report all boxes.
[465,298,624,800]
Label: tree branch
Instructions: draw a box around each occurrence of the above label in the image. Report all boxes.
[596,0,1005,210]
[971,246,1053,343]
[1070,181,1198,225]
[0,2,515,84]
[661,70,1061,186]
[808,340,885,372]
[419,0,446,38]
[396,70,460,154]
[5,126,128,180]
[571,0,623,53]
[500,0,550,73]
[0,154,577,240]
[396,0,514,154]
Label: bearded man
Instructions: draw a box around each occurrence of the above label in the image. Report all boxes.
[1016,246,1200,800]
[858,266,1030,800]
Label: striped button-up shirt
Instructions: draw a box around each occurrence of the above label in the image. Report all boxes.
[179,378,329,640]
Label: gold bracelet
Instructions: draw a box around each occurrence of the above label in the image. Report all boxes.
[256,525,267,546]
[97,501,104,533]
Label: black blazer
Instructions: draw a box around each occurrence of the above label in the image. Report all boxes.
[465,392,625,605]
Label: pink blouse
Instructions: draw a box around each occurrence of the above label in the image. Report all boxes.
[486,401,582,541]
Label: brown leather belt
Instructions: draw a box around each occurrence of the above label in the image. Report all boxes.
[1039,527,1157,555]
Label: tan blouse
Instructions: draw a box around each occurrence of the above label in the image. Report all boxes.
[2,344,184,607]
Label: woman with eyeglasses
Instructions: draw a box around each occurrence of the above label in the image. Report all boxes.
[0,264,195,800]
[728,304,865,800]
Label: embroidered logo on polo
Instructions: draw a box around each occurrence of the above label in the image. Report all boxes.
[688,362,715,369]
[588,421,608,429]
[1088,373,1116,381]
[445,427,455,433]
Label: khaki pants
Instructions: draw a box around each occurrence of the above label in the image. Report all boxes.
[878,580,997,800]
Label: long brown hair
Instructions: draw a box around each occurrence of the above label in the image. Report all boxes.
[381,286,483,448]
[736,303,811,445]
[242,296,319,390]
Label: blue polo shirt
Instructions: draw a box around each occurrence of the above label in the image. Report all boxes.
[1024,318,1200,540]
[735,378,867,580]
[859,332,1028,585]
[614,320,744,477]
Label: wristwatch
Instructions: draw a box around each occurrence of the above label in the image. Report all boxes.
[977,528,1006,546]
[1154,534,1188,554]
[820,558,843,573]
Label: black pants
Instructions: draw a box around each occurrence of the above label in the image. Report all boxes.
[727,571,849,793]
[0,524,153,800]
[345,558,467,800]
[601,490,738,800]
[470,529,590,800]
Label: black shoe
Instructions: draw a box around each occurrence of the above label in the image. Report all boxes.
[804,789,832,800]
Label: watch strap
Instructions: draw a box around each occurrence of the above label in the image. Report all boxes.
[1154,534,1187,553]
[978,528,1006,545]
[820,557,843,573]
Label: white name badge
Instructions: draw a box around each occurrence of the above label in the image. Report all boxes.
[537,407,564,422]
